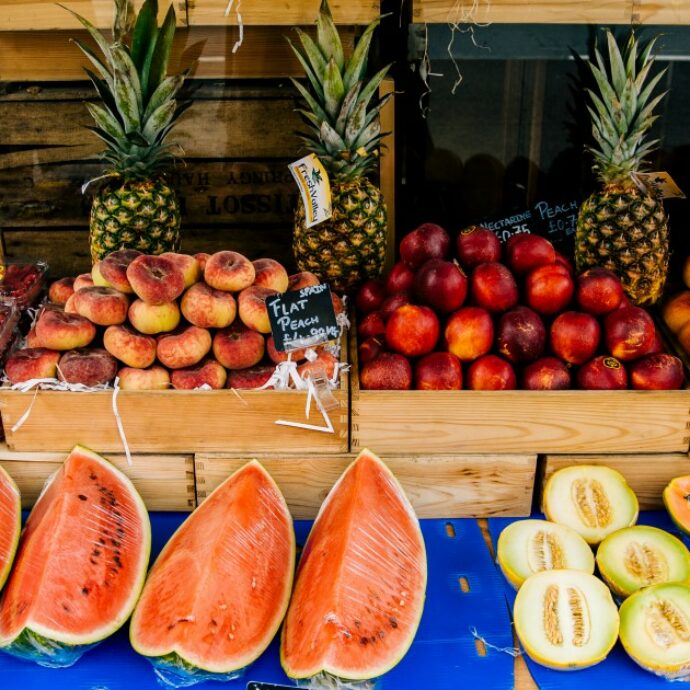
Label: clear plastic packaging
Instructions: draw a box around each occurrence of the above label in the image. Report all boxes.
[0,301,19,362]
[0,260,48,310]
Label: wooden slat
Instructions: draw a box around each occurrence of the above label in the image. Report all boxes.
[0,0,186,31]
[634,0,690,24]
[187,0,378,26]
[0,379,348,454]
[195,453,537,517]
[0,446,196,511]
[0,26,355,81]
[412,0,634,24]
[540,454,690,511]
[350,327,690,455]
[380,77,396,272]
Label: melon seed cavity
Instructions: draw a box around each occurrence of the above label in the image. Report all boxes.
[528,531,566,573]
[572,479,612,528]
[625,542,668,584]
[646,600,690,648]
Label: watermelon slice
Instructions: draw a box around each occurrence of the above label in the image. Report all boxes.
[0,445,150,667]
[130,460,295,685]
[281,448,427,684]
[0,466,20,592]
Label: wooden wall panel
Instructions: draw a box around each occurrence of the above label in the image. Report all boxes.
[413,0,634,25]
[0,0,186,31]
[188,0,378,25]
[634,0,690,24]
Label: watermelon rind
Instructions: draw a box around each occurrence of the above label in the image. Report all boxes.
[0,445,151,665]
[281,448,427,683]
[130,459,295,679]
[0,465,20,593]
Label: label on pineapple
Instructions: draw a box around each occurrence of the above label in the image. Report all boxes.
[266,283,339,353]
[288,154,333,227]
[632,172,686,200]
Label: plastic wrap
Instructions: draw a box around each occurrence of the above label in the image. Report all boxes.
[0,260,48,310]
[281,449,427,689]
[0,446,150,668]
[129,460,295,688]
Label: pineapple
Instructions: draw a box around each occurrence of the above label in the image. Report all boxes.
[288,0,391,293]
[575,31,669,306]
[67,0,186,262]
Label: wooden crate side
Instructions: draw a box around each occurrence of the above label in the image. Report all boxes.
[634,1,690,24]
[0,385,348,454]
[0,452,196,511]
[412,0,634,24]
[0,0,186,31]
[188,0,378,25]
[540,454,690,511]
[195,453,537,517]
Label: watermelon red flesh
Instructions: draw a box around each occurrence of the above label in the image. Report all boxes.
[281,448,427,681]
[130,460,295,675]
[0,466,20,592]
[0,446,150,649]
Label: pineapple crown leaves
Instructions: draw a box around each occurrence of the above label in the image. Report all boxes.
[287,0,392,182]
[63,0,187,180]
[584,30,668,186]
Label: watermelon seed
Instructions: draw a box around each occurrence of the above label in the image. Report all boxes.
[98,537,106,545]
[354,620,361,628]
[114,555,122,566]
[90,558,97,565]
[78,494,88,501]
[211,619,218,626]
[82,587,90,595]
[360,637,368,645]
[167,623,176,631]
[90,473,97,480]
[111,539,120,547]
[389,617,398,628]
[92,549,101,557]
[378,630,385,639]
[62,603,70,612]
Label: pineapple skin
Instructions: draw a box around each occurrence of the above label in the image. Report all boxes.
[575,185,669,306]
[293,178,387,294]
[89,177,181,262]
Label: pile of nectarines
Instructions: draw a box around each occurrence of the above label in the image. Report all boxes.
[6,250,343,391]
[357,224,683,391]
[662,259,690,360]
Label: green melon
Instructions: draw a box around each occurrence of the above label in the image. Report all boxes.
[0,446,150,667]
[281,448,427,685]
[130,460,295,685]
[0,466,20,593]
[619,582,690,679]
[597,525,690,598]
[497,519,594,589]
[543,465,638,544]
[514,569,619,670]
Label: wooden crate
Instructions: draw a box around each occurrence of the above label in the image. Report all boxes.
[0,444,195,511]
[413,0,642,24]
[0,365,349,454]
[195,452,538,517]
[540,453,690,511]
[350,331,690,455]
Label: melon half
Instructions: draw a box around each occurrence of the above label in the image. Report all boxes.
[130,460,295,681]
[0,446,150,667]
[514,569,619,670]
[281,448,427,683]
[0,466,20,592]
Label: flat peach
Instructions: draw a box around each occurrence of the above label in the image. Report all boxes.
[26,325,42,347]
[171,359,227,390]
[5,348,61,383]
[91,261,112,288]
[212,323,265,370]
[48,277,75,305]
[204,251,255,292]
[227,365,275,389]
[253,258,289,293]
[58,348,118,387]
[35,310,96,350]
[126,255,185,305]
[288,271,320,291]
[181,283,236,329]
[194,252,211,272]
[157,326,212,369]
[238,285,278,334]
[266,335,315,364]
[74,286,129,326]
[73,273,94,291]
[297,351,339,381]
[117,365,170,390]
[104,324,157,369]
[63,294,78,314]
[128,299,180,335]
[160,252,201,288]
[99,249,141,293]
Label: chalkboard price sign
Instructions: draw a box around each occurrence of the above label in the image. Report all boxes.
[267,283,339,353]
[482,198,579,244]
